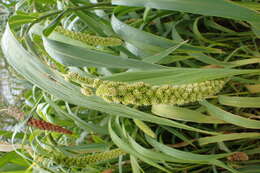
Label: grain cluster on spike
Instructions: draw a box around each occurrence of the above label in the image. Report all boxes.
[6,107,72,135]
[27,119,72,135]
[52,148,126,167]
[66,72,226,106]
[55,27,123,46]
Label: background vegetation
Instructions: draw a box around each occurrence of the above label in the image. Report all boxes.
[0,0,260,172]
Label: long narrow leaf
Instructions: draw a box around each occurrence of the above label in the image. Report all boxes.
[201,100,260,129]
[111,15,222,55]
[42,36,164,70]
[198,133,260,146]
[152,105,225,124]
[218,95,260,108]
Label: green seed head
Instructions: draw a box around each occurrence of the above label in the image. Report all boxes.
[71,72,226,106]
[56,27,123,46]
[96,79,225,105]
[52,148,126,167]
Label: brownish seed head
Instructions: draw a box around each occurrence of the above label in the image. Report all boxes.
[27,118,73,135]
[227,152,249,161]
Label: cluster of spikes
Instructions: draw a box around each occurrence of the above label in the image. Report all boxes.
[55,26,123,46]
[52,148,126,167]
[5,107,72,135]
[65,72,226,106]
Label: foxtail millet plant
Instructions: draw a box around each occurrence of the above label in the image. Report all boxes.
[52,148,126,167]
[27,118,73,135]
[66,72,226,105]
[55,27,123,46]
[6,107,72,135]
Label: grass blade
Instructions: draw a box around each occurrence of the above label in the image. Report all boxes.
[218,95,260,108]
[201,100,260,129]
[152,105,225,124]
[198,132,260,146]
[42,36,164,70]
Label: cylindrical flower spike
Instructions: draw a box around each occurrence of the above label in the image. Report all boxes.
[65,72,226,106]
[55,27,123,46]
[52,148,126,167]
[6,107,72,135]
[27,118,73,135]
[94,79,226,106]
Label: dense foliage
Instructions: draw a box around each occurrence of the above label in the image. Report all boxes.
[0,0,260,172]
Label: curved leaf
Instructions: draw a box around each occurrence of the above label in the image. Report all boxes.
[111,15,221,56]
[152,105,225,124]
[219,95,260,108]
[201,100,260,129]
[108,118,171,173]
[42,36,164,70]
[103,68,260,85]
[146,136,238,173]
[198,132,260,146]
[143,40,188,64]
